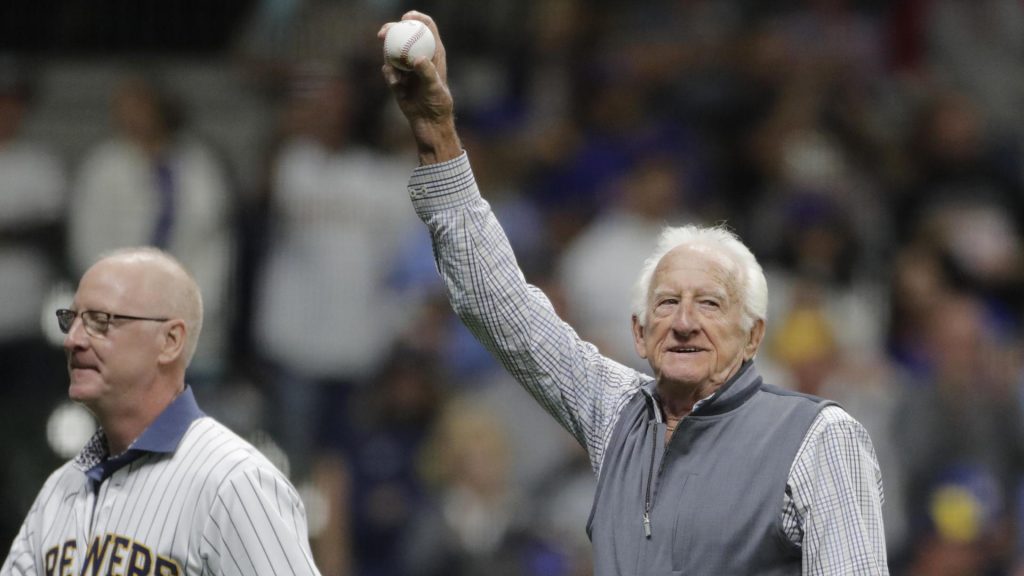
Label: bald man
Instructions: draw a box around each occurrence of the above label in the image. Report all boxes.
[1,248,322,576]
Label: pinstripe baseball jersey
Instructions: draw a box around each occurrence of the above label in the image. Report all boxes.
[1,387,321,576]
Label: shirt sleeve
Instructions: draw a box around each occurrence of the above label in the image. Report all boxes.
[408,153,646,473]
[200,465,320,576]
[0,468,65,576]
[783,405,889,575]
[0,522,37,576]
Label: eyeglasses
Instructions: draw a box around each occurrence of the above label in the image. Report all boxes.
[56,309,169,337]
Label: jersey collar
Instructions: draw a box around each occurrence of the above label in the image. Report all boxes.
[74,386,205,482]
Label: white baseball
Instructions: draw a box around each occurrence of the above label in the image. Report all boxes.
[384,20,436,71]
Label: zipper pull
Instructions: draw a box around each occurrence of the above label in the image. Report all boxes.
[643,512,652,539]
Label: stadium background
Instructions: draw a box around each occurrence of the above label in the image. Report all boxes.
[1,1,1023,574]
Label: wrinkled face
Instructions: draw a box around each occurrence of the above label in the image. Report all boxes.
[632,245,763,390]
[63,260,168,414]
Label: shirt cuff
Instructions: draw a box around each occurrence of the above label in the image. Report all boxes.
[407,151,480,217]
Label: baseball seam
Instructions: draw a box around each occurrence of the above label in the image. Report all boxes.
[400,25,426,67]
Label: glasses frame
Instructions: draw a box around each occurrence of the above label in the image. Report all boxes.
[56,308,170,337]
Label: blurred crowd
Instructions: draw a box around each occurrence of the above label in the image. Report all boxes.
[2,0,1024,575]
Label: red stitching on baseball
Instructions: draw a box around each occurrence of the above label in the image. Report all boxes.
[400,25,426,67]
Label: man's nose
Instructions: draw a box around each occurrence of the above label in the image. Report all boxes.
[63,317,88,350]
[671,302,700,335]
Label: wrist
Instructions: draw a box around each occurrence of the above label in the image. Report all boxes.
[411,119,461,165]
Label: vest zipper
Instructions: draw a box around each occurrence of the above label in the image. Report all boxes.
[644,398,657,539]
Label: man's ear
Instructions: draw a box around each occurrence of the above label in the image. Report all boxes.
[744,318,766,361]
[632,315,649,359]
[158,319,187,365]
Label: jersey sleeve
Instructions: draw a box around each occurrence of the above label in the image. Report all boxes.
[0,522,38,576]
[199,465,320,576]
[0,465,72,576]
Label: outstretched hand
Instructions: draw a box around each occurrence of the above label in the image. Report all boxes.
[379,11,461,164]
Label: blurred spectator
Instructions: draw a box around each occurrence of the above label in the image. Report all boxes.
[387,127,547,384]
[759,196,889,363]
[599,0,745,129]
[0,55,68,555]
[251,66,418,478]
[469,370,591,504]
[400,397,562,576]
[519,0,588,135]
[897,88,1024,245]
[0,56,67,352]
[0,56,67,363]
[896,292,1024,573]
[917,201,1024,318]
[558,156,695,370]
[234,0,390,93]
[892,89,1024,337]
[67,73,236,382]
[525,63,699,250]
[745,55,892,277]
[311,346,446,576]
[528,444,597,576]
[886,243,951,376]
[907,465,1008,576]
[924,0,1024,135]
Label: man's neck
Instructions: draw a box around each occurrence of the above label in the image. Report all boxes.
[97,383,184,456]
[656,361,750,420]
[656,380,718,421]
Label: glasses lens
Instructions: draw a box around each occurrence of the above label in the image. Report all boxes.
[81,311,111,335]
[55,309,75,333]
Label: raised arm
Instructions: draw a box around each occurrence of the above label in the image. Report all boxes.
[378,12,648,472]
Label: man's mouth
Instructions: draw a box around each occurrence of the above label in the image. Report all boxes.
[668,346,703,353]
[69,359,97,372]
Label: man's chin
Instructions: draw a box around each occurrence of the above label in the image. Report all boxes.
[657,358,707,382]
[656,369,707,390]
[67,374,103,402]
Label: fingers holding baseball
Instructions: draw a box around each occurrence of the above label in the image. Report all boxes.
[379,10,453,122]
[402,11,447,83]
[378,11,446,82]
[379,10,460,163]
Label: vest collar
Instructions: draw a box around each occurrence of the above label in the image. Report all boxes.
[643,360,763,418]
[692,360,762,416]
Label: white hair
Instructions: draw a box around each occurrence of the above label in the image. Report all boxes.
[631,224,767,330]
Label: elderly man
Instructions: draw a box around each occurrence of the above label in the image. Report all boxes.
[379,12,888,575]
[1,248,321,576]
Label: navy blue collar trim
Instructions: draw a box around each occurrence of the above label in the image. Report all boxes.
[131,385,205,453]
[85,386,204,484]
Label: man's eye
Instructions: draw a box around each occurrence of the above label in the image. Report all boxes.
[654,299,678,313]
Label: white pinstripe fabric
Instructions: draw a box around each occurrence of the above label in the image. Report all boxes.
[1,417,320,575]
[407,152,889,574]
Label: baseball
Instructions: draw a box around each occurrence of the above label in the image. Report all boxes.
[384,19,436,71]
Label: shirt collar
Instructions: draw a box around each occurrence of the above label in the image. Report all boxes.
[130,385,205,453]
[73,386,205,478]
